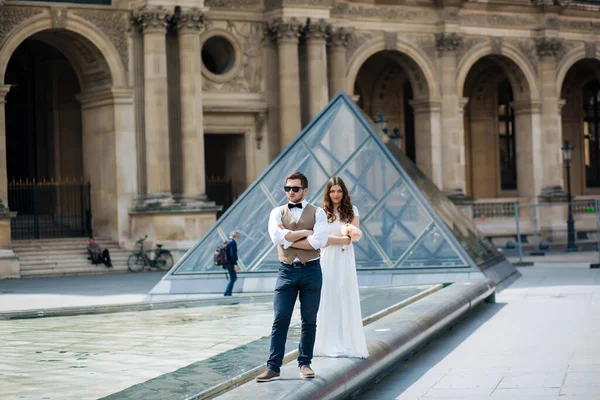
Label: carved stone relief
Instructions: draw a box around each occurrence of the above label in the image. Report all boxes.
[456,36,487,66]
[346,30,380,63]
[460,12,538,28]
[490,37,503,55]
[501,38,538,75]
[435,32,463,53]
[585,42,597,59]
[305,19,329,42]
[205,0,261,9]
[557,41,582,66]
[130,5,171,32]
[265,0,329,7]
[73,10,130,72]
[535,37,564,58]
[50,7,68,29]
[559,19,600,32]
[203,21,264,93]
[0,7,44,47]
[176,8,204,32]
[266,18,304,44]
[328,27,351,49]
[330,3,430,21]
[405,34,437,63]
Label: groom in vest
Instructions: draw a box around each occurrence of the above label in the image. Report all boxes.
[256,171,329,382]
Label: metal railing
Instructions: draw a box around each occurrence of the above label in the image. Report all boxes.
[8,178,92,239]
[458,200,600,265]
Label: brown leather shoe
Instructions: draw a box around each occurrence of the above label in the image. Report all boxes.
[299,365,315,379]
[255,368,280,382]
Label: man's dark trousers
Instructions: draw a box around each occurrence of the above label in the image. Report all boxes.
[267,263,322,373]
[223,263,237,296]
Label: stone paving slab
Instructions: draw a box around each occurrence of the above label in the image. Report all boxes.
[0,271,165,312]
[358,265,600,399]
[0,285,434,400]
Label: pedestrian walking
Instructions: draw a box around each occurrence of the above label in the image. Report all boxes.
[223,231,240,296]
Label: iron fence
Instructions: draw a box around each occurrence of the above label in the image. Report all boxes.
[8,179,92,239]
[458,200,600,265]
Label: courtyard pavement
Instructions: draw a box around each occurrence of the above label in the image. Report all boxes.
[0,276,429,400]
[2,252,600,399]
[358,258,600,399]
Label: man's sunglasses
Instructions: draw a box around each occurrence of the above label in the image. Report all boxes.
[284,186,304,193]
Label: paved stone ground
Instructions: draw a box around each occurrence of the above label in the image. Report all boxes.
[0,285,429,400]
[358,263,600,399]
[0,272,165,311]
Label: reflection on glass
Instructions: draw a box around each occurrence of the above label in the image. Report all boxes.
[170,92,508,276]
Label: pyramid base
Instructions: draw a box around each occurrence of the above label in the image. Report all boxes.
[148,268,486,300]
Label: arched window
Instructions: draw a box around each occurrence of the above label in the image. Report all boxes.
[498,80,517,190]
[583,81,600,187]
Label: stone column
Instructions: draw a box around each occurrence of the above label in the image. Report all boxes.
[327,27,350,99]
[129,21,147,196]
[263,25,281,160]
[132,6,172,202]
[305,20,329,119]
[513,101,544,200]
[176,8,207,201]
[437,32,467,199]
[272,18,303,150]
[411,99,443,188]
[0,85,10,208]
[537,37,565,200]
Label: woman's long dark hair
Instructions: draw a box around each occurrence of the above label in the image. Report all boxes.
[322,176,354,224]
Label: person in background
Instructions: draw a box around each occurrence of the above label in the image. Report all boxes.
[223,230,240,296]
[87,237,112,268]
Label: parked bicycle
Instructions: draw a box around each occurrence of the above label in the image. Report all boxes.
[127,235,174,272]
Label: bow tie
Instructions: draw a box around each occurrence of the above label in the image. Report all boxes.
[288,203,303,209]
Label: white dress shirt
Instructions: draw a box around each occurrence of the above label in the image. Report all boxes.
[268,200,329,261]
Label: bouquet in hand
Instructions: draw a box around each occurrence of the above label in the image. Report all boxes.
[341,224,362,242]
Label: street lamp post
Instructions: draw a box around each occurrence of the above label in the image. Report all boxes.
[374,112,388,133]
[561,139,578,252]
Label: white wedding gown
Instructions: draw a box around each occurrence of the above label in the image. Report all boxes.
[314,205,369,358]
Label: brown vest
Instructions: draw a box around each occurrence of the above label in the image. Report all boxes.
[277,203,321,263]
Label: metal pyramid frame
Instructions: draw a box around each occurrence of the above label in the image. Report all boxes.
[156,92,519,290]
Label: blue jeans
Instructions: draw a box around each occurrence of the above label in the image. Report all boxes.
[267,263,322,373]
[223,264,237,296]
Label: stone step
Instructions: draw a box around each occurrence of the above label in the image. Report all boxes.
[15,249,131,258]
[12,237,135,278]
[19,262,128,271]
[13,241,120,250]
[19,257,130,267]
[20,267,129,278]
[13,238,115,245]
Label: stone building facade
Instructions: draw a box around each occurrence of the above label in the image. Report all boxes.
[0,0,599,276]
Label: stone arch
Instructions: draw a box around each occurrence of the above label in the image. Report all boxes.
[347,37,442,186]
[457,41,539,102]
[0,11,127,89]
[557,47,600,97]
[0,11,136,243]
[560,58,600,196]
[346,37,439,101]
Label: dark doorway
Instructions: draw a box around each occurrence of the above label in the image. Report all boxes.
[5,39,87,238]
[5,39,83,182]
[204,134,246,217]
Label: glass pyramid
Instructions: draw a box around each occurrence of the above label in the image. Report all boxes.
[162,92,519,288]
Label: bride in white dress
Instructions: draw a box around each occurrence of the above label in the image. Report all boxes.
[313,176,369,358]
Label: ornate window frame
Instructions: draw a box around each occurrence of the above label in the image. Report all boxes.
[200,29,242,84]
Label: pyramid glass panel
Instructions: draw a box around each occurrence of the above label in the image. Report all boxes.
[164,92,519,290]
